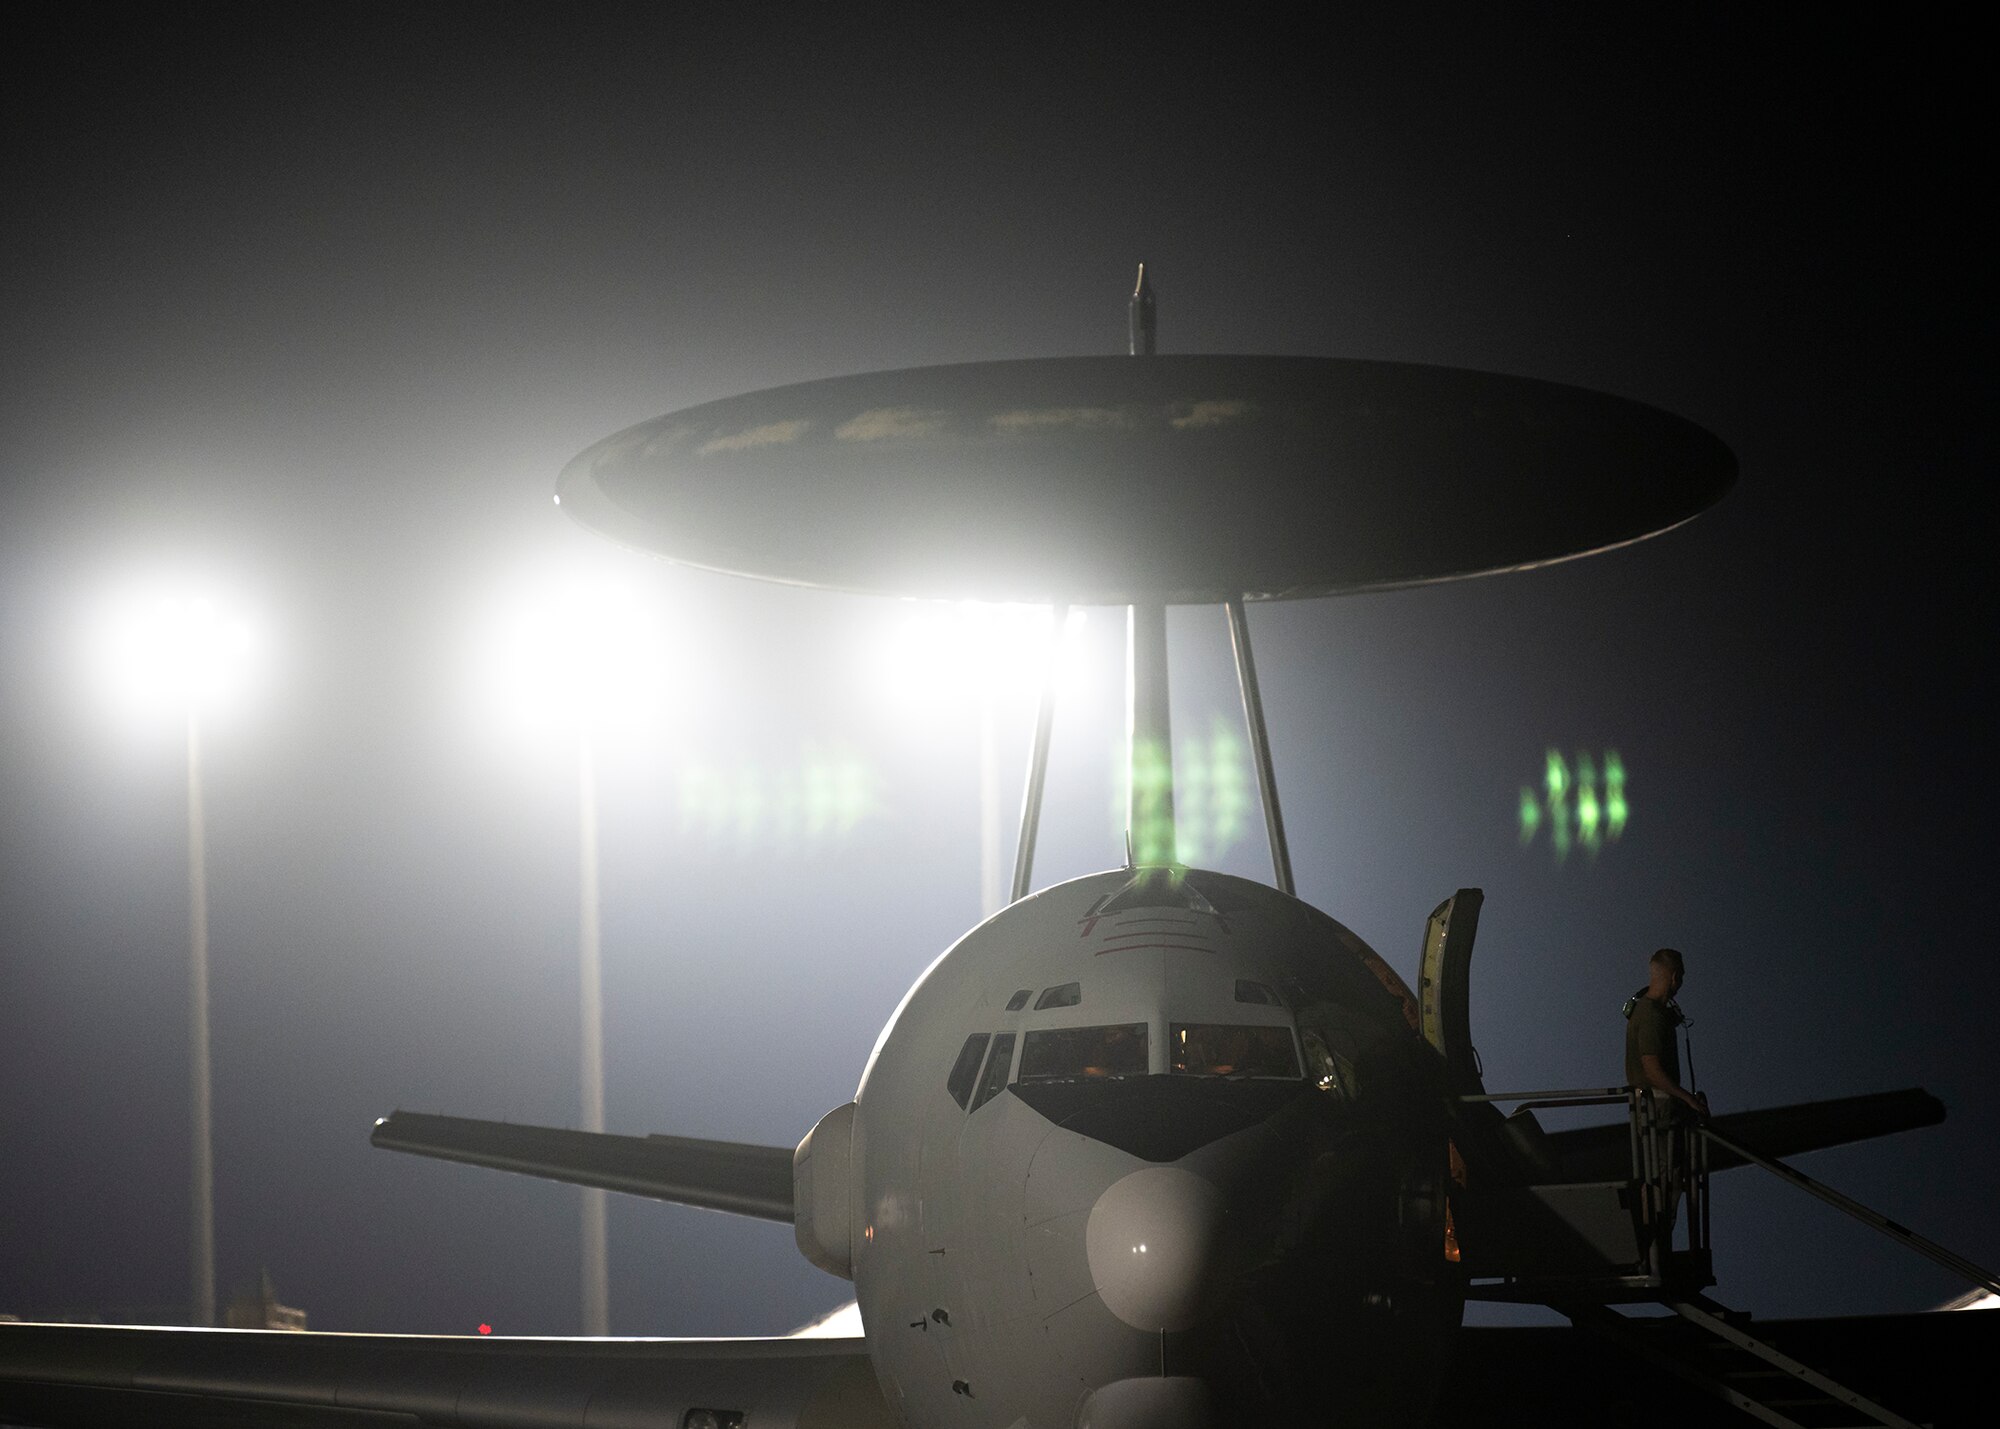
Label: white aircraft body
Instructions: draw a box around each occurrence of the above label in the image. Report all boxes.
[821,865,1452,1427]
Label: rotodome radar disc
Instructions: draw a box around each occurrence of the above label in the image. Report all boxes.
[557,355,1734,604]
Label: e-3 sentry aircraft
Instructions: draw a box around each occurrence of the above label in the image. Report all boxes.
[5,280,1992,1428]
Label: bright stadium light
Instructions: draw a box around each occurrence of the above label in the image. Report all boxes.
[878,600,1086,710]
[876,603,1087,917]
[87,581,264,730]
[470,559,682,1337]
[473,567,674,745]
[83,575,266,1329]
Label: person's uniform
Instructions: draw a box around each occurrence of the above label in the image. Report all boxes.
[1624,993,1690,1248]
[1624,995,1684,1111]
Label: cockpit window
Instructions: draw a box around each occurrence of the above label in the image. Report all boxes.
[1170,1024,1301,1078]
[1300,1028,1357,1098]
[969,1032,1016,1111]
[1233,980,1279,1005]
[1018,1023,1148,1081]
[1033,981,1081,1010]
[1005,989,1033,1012]
[946,1033,990,1109]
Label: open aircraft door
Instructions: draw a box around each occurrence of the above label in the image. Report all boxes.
[1417,888,1485,1098]
[1416,888,1504,1275]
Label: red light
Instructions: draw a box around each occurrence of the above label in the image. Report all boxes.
[478,1323,492,1335]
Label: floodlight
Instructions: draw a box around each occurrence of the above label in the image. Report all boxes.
[878,601,1086,711]
[468,558,683,1335]
[81,573,264,1329]
[473,566,676,745]
[88,581,262,725]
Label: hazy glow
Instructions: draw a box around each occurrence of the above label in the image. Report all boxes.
[876,601,1087,710]
[1176,721,1251,865]
[1115,719,1252,867]
[1520,748,1628,862]
[1129,736,1176,866]
[1576,752,1602,850]
[1605,751,1629,837]
[473,566,675,742]
[86,579,263,724]
[676,748,880,849]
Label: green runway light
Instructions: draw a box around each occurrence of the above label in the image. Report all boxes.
[1576,753,1601,852]
[1116,719,1254,866]
[676,748,880,851]
[1129,736,1177,866]
[1605,751,1628,837]
[1177,721,1250,865]
[1521,748,1626,864]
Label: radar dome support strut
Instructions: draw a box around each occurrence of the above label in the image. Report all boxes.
[1226,597,1294,896]
[1124,265,1177,869]
[1009,604,1066,904]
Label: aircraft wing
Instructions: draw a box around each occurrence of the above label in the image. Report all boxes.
[1542,1086,1944,1181]
[0,1322,888,1428]
[371,1111,795,1221]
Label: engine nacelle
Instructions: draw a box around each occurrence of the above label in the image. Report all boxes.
[793,1100,856,1279]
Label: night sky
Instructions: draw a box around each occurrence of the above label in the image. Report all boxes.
[2,7,1990,1339]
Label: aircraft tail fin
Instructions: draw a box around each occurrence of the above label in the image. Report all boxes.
[371,1110,795,1221]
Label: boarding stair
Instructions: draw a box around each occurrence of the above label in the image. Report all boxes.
[1412,891,1988,1426]
[1456,1088,1999,1429]
[1561,1295,1919,1429]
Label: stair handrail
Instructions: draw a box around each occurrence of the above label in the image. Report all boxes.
[1458,1086,1627,1106]
[1698,1124,2000,1298]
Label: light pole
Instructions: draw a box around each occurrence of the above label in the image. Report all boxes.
[478,568,669,1336]
[575,726,607,1335]
[90,587,259,1327]
[977,693,1003,919]
[185,701,215,1328]
[882,603,1082,919]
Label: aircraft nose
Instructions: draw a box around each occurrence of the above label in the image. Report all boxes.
[1084,1166,1225,1332]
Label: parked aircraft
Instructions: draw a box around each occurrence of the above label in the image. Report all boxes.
[0,859,1963,1427]
[4,302,1988,1428]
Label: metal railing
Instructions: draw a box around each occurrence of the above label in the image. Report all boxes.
[1465,1085,2000,1298]
[1464,1085,1710,1280]
[1699,1124,2000,1298]
[1461,1088,1991,1429]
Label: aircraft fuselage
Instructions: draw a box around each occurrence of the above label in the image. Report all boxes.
[833,867,1462,1427]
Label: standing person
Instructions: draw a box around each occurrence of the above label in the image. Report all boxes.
[1623,947,1708,1121]
[1624,946,1707,1257]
